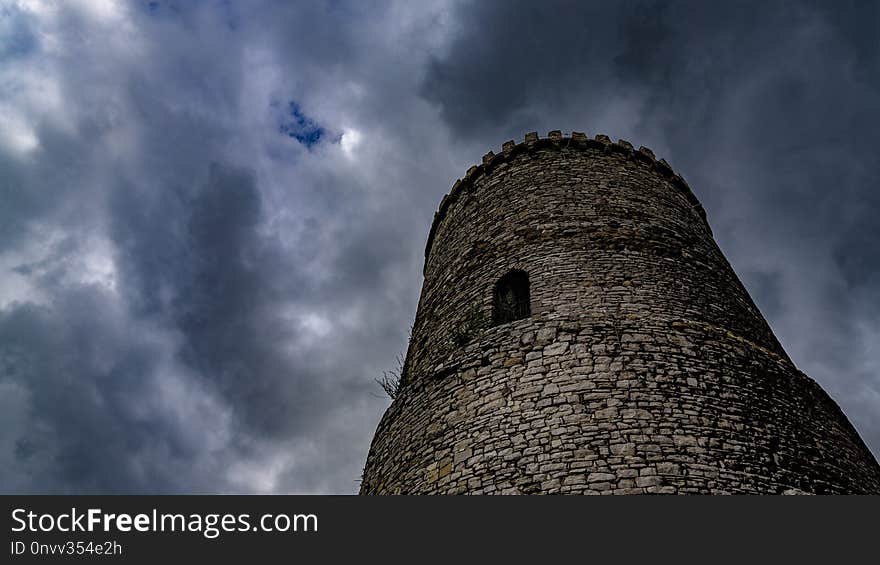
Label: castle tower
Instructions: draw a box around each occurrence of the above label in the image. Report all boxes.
[360,131,880,494]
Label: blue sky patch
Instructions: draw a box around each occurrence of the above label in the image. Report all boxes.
[280,101,326,148]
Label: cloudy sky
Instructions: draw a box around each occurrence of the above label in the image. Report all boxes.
[1,0,878,493]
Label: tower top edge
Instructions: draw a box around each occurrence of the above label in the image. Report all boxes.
[423,131,710,272]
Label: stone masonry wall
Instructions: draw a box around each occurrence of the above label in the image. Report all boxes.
[360,131,880,494]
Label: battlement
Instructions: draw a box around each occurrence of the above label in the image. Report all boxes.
[424,131,710,270]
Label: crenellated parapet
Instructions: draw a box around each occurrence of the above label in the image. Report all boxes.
[425,130,709,270]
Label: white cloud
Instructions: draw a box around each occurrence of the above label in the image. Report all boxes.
[339,128,362,158]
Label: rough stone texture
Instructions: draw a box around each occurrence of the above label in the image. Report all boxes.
[360,132,880,495]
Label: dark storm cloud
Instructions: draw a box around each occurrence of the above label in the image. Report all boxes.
[424,0,880,454]
[111,165,295,436]
[0,0,449,494]
[0,288,206,493]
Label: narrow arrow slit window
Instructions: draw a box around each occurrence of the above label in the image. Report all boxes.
[493,270,531,325]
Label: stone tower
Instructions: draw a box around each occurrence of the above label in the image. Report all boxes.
[360,131,880,494]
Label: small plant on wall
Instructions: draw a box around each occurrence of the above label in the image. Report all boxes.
[376,353,405,400]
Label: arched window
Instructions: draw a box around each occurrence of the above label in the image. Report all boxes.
[493,270,531,325]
